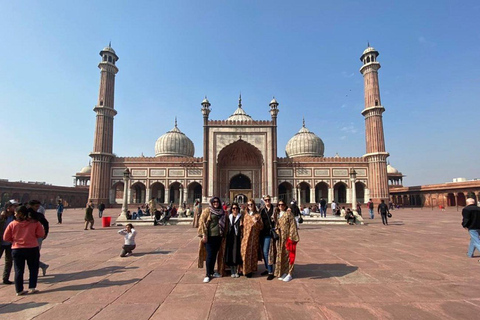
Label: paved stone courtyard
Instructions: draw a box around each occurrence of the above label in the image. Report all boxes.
[1,207,479,319]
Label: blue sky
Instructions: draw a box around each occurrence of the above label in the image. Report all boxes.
[1,0,479,187]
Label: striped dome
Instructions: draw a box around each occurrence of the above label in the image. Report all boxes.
[155,120,194,157]
[285,121,324,158]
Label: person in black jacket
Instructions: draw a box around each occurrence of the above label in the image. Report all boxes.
[462,198,480,260]
[28,200,49,276]
[377,199,389,225]
[259,195,275,280]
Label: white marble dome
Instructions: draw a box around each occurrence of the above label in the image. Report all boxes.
[285,121,324,158]
[79,164,92,174]
[155,120,194,157]
[387,164,399,174]
[362,46,377,55]
[227,95,253,121]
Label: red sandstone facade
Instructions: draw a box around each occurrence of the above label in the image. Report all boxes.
[87,45,391,207]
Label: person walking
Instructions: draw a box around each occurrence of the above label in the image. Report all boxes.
[259,195,275,280]
[56,200,64,224]
[462,198,480,260]
[198,197,228,283]
[378,199,390,225]
[0,200,18,285]
[118,223,136,257]
[28,200,49,276]
[367,199,374,219]
[192,199,202,228]
[274,201,299,282]
[331,201,337,216]
[241,199,264,278]
[84,201,95,230]
[4,206,45,295]
[98,202,105,218]
[224,203,243,278]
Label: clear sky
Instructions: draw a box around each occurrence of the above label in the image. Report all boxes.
[1,0,479,187]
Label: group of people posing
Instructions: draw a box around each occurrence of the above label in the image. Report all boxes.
[195,195,299,283]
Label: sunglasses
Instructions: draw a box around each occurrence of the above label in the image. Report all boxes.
[278,203,286,206]
[247,204,253,206]
[212,201,219,203]
[264,199,271,202]
[232,207,239,210]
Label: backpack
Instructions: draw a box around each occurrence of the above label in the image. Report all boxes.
[368,202,374,209]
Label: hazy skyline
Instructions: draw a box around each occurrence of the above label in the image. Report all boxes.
[1,1,479,187]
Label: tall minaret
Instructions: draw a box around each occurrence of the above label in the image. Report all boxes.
[89,43,119,205]
[360,45,389,203]
[201,97,211,204]
[269,97,279,202]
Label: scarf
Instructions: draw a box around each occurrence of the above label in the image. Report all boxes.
[229,213,242,236]
[209,197,226,236]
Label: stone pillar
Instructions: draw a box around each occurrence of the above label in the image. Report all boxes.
[179,186,184,206]
[346,188,352,205]
[165,187,170,205]
[201,98,211,204]
[328,187,333,204]
[121,177,129,219]
[309,187,315,205]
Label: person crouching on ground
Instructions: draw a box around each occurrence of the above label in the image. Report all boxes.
[3,206,44,296]
[274,201,299,282]
[346,208,356,225]
[198,196,228,283]
[224,202,243,278]
[118,223,136,257]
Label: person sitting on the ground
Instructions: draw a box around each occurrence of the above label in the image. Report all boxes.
[340,206,346,217]
[345,209,356,225]
[118,223,136,257]
[126,210,132,220]
[137,207,143,217]
[185,206,191,217]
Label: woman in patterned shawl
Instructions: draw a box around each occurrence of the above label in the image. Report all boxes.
[197,196,228,283]
[240,199,263,278]
[274,200,299,282]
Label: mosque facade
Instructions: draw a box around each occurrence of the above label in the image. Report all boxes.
[87,45,391,207]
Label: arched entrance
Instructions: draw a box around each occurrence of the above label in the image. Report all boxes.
[187,182,202,204]
[110,182,124,204]
[457,192,466,206]
[334,182,347,203]
[217,140,264,203]
[169,182,182,205]
[355,182,365,204]
[130,182,146,204]
[151,182,165,203]
[278,182,293,204]
[298,182,310,204]
[447,193,455,206]
[315,182,328,203]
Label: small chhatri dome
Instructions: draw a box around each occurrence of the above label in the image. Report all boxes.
[102,41,116,54]
[285,119,325,158]
[387,164,399,174]
[79,162,92,174]
[270,97,278,105]
[227,94,253,121]
[155,118,195,157]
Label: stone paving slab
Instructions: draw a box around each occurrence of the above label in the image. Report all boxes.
[0,207,479,319]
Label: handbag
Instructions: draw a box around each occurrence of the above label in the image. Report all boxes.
[267,211,279,240]
[298,216,304,224]
[387,213,392,218]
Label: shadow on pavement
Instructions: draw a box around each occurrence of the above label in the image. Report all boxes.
[0,302,49,313]
[40,278,141,293]
[134,250,172,256]
[37,266,138,284]
[295,263,358,279]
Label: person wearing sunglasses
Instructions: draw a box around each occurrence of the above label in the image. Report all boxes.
[224,202,243,278]
[240,199,264,278]
[274,201,299,282]
[197,197,228,283]
[259,195,275,280]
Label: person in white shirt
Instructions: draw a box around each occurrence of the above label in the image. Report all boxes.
[118,224,136,257]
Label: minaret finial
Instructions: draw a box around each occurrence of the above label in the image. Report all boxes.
[302,117,305,127]
[88,160,91,166]
[109,41,112,47]
[238,93,242,108]
[175,116,177,127]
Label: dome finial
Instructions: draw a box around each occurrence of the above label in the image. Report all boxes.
[367,41,370,48]
[302,117,305,127]
[238,93,242,108]
[174,116,178,127]
[88,160,91,166]
[109,41,112,48]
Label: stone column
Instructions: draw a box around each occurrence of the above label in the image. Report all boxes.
[121,177,129,219]
[310,187,315,205]
[328,187,333,204]
[165,187,170,205]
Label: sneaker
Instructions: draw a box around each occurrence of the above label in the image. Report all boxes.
[267,274,275,281]
[245,273,253,278]
[203,276,211,283]
[234,274,240,278]
[29,288,40,294]
[41,264,49,276]
[90,227,95,230]
[211,273,221,278]
[260,270,269,276]
[283,274,293,282]
[16,290,28,296]
[231,274,236,278]
[278,274,287,281]
[3,279,13,285]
